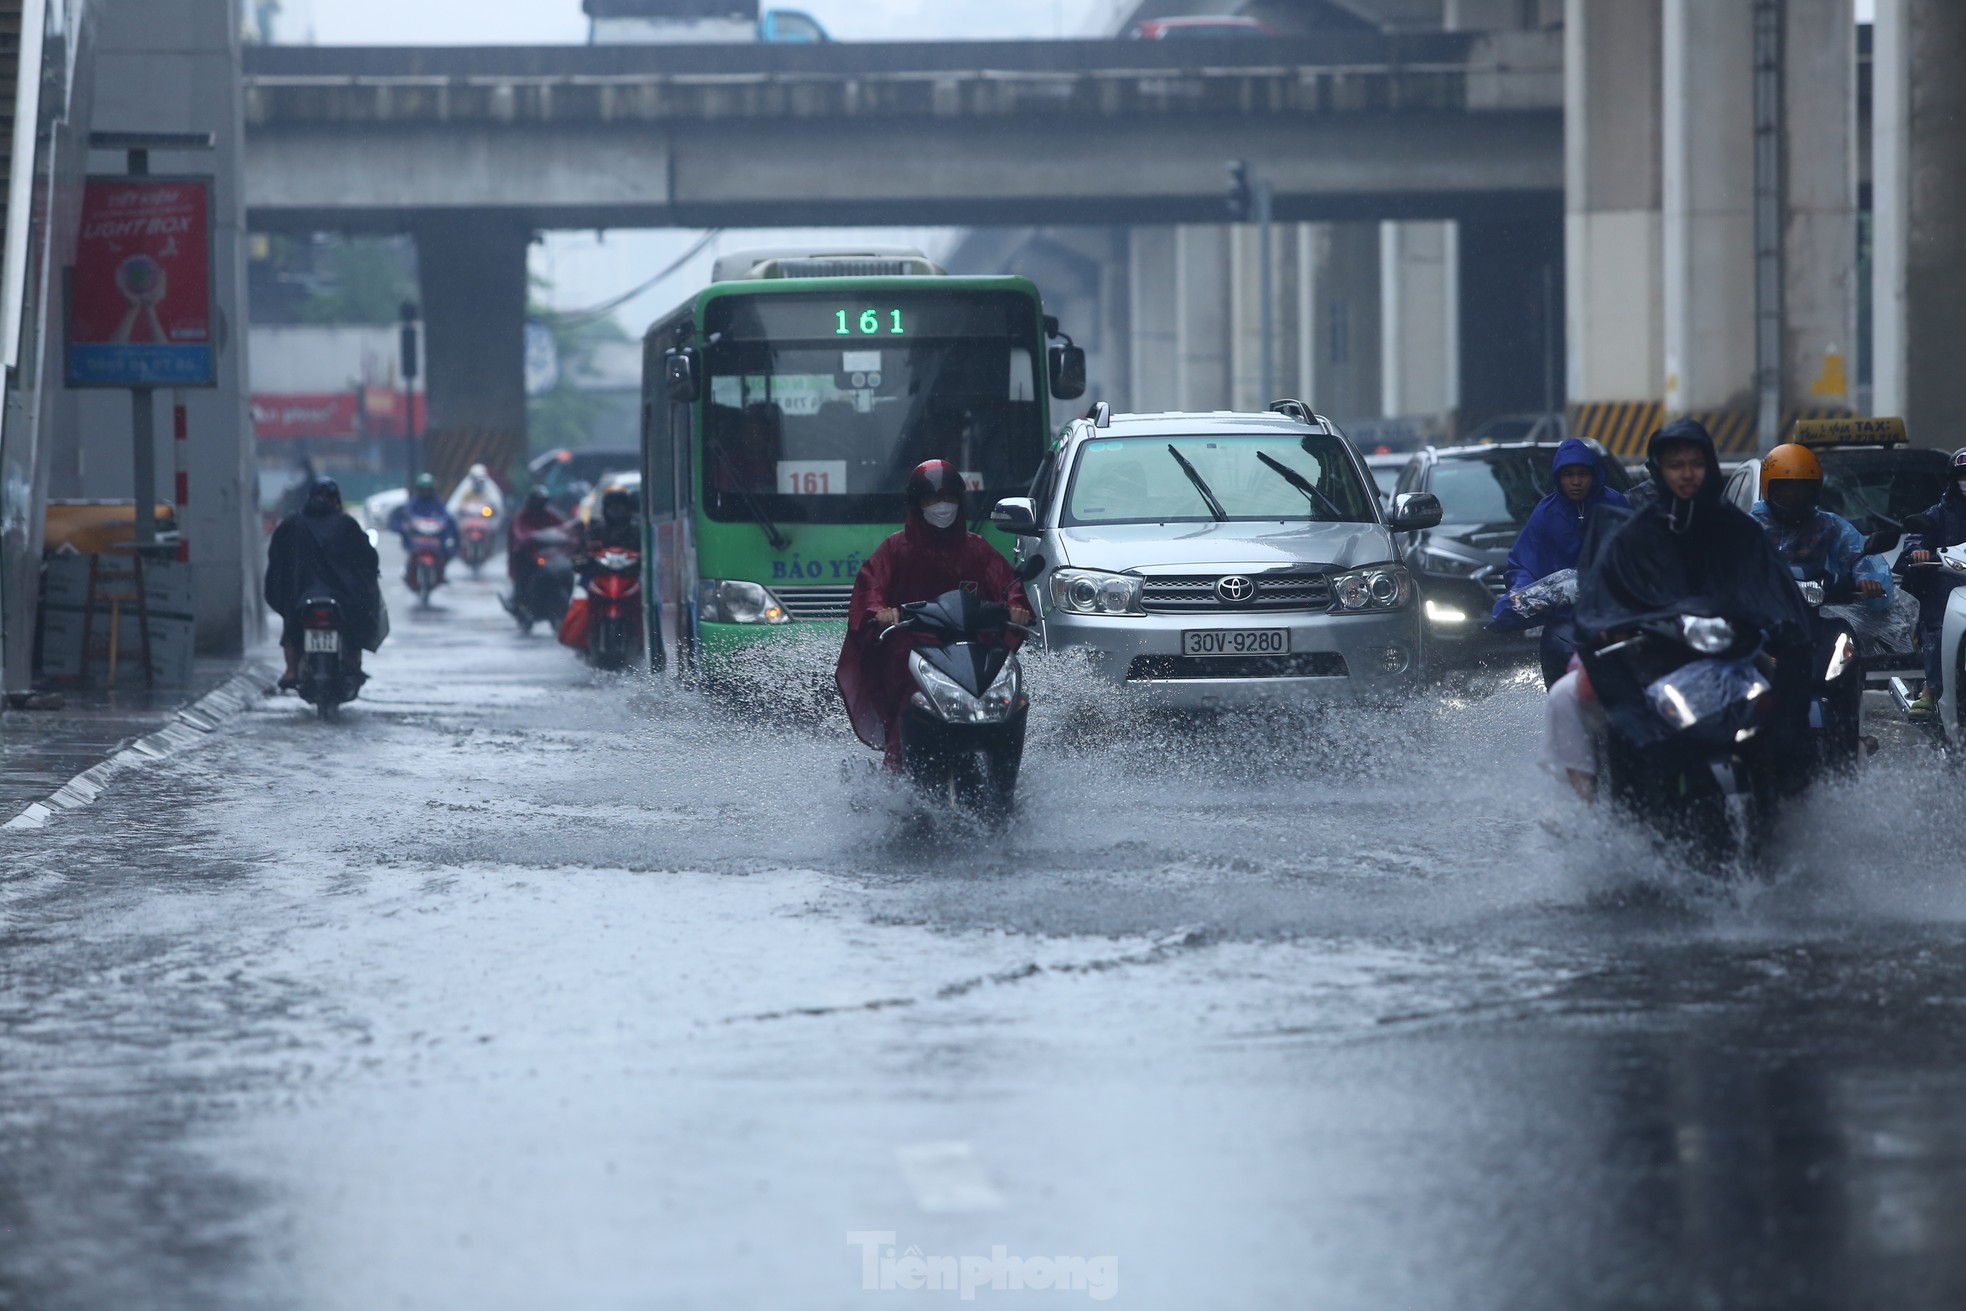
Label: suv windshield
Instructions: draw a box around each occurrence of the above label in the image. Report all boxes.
[701,292,1045,526]
[1818,448,1952,527]
[1063,432,1376,526]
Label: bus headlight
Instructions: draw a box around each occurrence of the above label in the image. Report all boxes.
[698,579,791,624]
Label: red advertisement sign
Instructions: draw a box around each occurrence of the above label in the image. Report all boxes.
[67,176,215,387]
[252,393,362,440]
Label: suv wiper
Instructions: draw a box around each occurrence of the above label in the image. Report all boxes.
[1255,451,1346,522]
[711,447,791,551]
[1166,445,1227,521]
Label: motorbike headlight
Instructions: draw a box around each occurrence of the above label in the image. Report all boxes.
[1679,615,1736,654]
[909,650,982,721]
[698,579,790,625]
[1050,568,1144,616]
[1824,631,1858,682]
[1419,548,1483,578]
[1328,565,1413,613]
[1798,580,1826,607]
[979,656,1024,721]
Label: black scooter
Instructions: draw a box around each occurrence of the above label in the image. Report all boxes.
[504,527,576,634]
[880,555,1044,818]
[293,592,363,721]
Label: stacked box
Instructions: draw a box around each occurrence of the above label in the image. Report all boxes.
[39,556,197,686]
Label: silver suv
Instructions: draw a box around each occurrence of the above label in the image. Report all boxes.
[989,402,1443,707]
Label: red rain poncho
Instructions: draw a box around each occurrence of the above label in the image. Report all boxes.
[835,509,1029,764]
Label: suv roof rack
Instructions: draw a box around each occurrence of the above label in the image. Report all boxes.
[1267,399,1315,425]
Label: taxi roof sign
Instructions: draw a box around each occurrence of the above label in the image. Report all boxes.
[1790,416,1907,448]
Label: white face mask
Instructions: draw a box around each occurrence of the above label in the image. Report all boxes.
[922,501,960,529]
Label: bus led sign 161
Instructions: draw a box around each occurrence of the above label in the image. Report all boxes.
[836,308,906,336]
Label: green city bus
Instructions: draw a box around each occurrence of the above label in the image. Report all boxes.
[638,250,1083,678]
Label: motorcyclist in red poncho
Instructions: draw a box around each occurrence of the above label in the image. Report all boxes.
[836,461,1034,770]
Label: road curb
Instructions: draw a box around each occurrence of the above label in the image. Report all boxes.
[3,661,279,832]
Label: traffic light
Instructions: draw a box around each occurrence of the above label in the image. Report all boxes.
[1226,160,1252,222]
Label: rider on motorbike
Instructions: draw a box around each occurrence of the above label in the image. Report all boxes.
[508,485,570,589]
[397,473,460,558]
[1749,443,1892,609]
[1543,419,1813,802]
[265,478,383,691]
[576,487,640,579]
[1896,448,1966,720]
[835,461,1034,770]
[447,462,505,523]
[1491,438,1631,686]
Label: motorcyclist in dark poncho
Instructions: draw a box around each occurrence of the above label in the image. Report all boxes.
[265,478,383,690]
[1542,419,1814,801]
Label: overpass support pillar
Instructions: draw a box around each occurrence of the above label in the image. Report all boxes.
[1295,224,1382,426]
[1380,221,1458,433]
[1128,227,1179,413]
[1781,0,1858,419]
[1662,0,1756,420]
[1873,0,1966,437]
[415,214,531,489]
[1175,225,1231,410]
[1565,0,1663,443]
[1459,210,1564,433]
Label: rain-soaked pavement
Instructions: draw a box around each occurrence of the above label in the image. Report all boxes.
[5,543,1966,1310]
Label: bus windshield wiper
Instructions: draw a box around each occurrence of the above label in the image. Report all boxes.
[1166,445,1227,521]
[712,447,791,552]
[1256,451,1346,522]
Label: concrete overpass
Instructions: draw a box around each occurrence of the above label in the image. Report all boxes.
[240,36,1562,465]
[240,38,1561,232]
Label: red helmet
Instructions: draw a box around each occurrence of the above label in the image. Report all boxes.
[906,459,964,505]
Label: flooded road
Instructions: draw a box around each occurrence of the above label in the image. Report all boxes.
[5,548,1966,1310]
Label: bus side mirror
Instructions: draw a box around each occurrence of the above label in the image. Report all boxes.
[1048,345,1086,401]
[664,348,700,403]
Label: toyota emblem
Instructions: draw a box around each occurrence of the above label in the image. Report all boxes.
[1215,575,1255,603]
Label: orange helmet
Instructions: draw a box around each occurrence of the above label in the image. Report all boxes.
[1761,443,1824,525]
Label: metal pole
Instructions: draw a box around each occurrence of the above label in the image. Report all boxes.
[1541,262,1557,417]
[127,145,157,547]
[1257,178,1275,404]
[1752,0,1785,450]
[132,389,156,546]
[173,391,189,562]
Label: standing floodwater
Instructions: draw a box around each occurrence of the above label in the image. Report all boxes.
[4,554,1966,1311]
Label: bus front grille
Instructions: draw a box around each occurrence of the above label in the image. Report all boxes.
[773,585,855,621]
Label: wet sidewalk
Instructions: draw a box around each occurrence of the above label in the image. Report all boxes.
[1,655,277,825]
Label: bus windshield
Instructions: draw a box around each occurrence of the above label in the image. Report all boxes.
[700,292,1046,526]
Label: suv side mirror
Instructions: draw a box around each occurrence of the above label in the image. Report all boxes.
[1386,491,1443,533]
[1048,345,1086,401]
[1012,552,1047,582]
[664,347,700,403]
[990,496,1042,536]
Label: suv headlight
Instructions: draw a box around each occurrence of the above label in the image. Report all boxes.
[1049,568,1144,616]
[1328,564,1413,613]
[698,579,791,624]
[1419,547,1483,578]
[909,650,1024,723]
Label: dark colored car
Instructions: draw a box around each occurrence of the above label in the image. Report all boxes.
[1390,440,1635,654]
[529,447,639,511]
[1127,16,1278,38]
